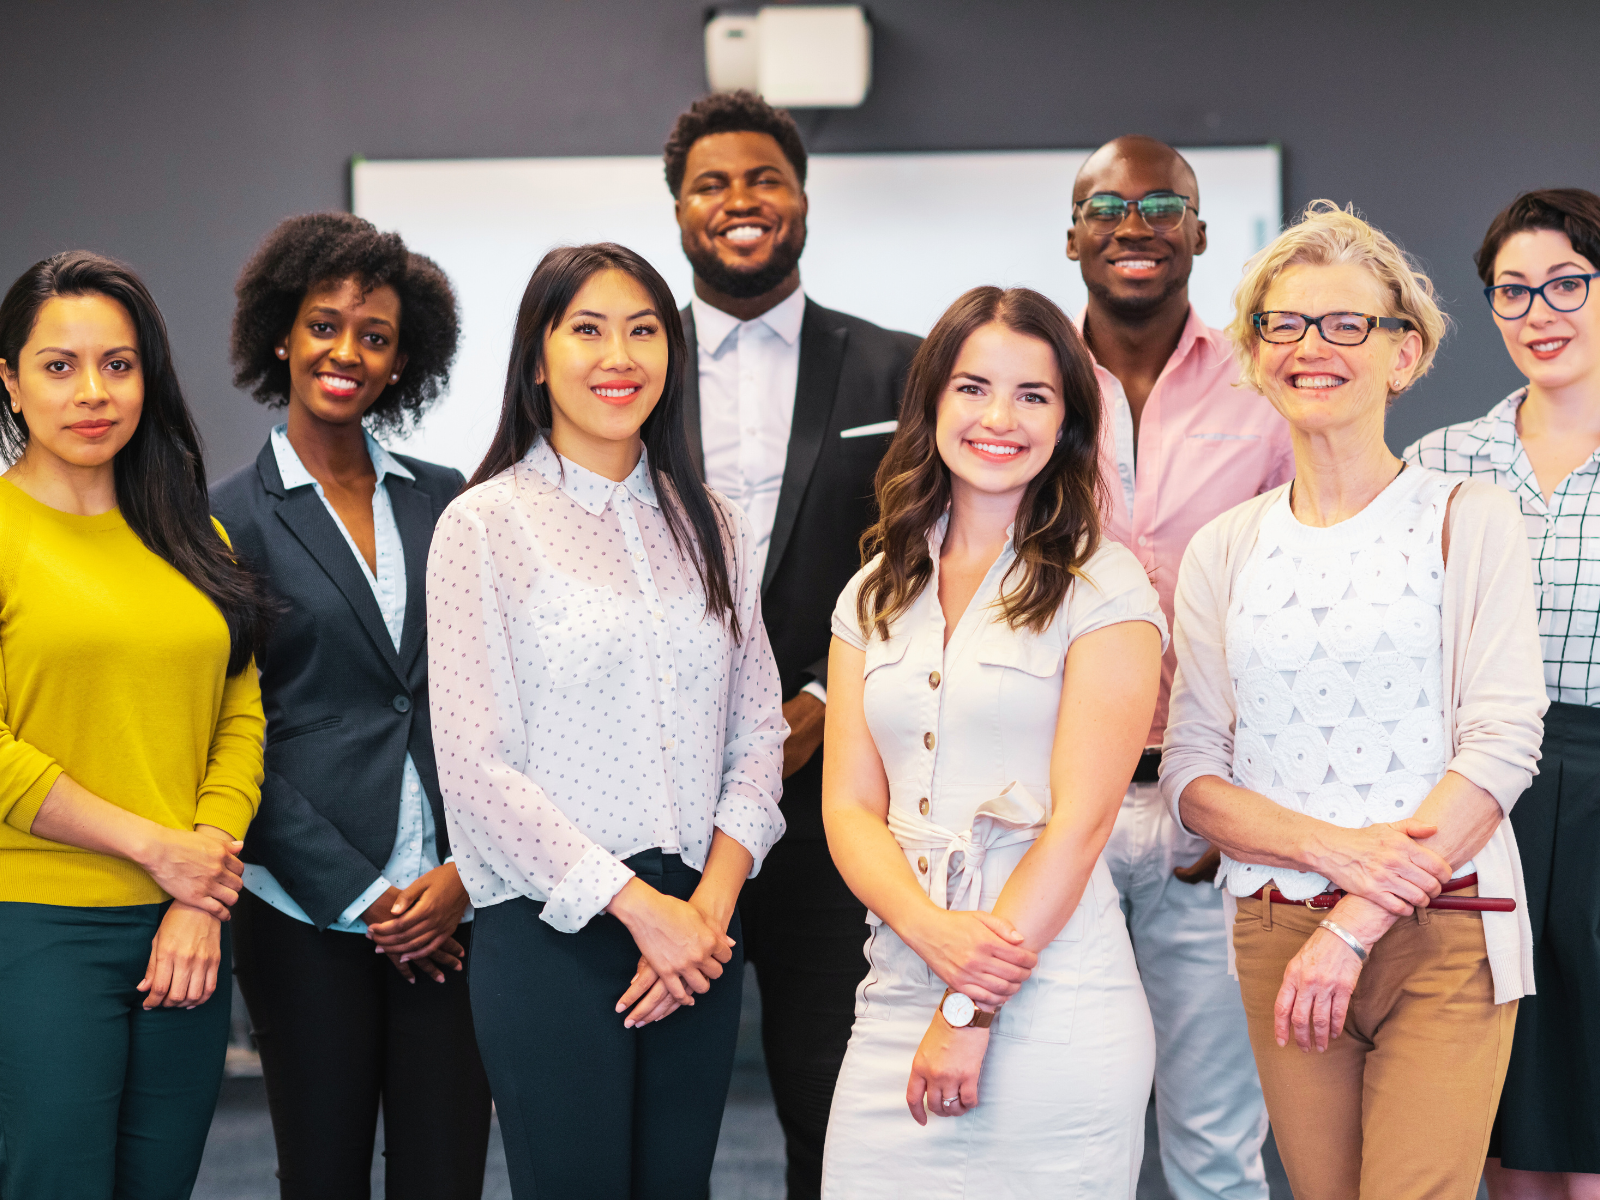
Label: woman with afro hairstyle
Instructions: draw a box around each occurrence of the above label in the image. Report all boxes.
[210,212,491,1200]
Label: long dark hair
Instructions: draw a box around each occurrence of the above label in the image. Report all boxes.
[0,251,275,674]
[857,286,1105,639]
[470,243,738,635]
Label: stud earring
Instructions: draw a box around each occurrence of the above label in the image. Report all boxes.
[390,374,399,383]
[276,347,288,359]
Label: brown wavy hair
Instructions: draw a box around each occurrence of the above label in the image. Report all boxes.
[856,286,1105,640]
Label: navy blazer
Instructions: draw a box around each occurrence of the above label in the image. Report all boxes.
[210,440,464,928]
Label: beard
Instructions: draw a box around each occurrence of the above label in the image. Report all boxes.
[1085,273,1188,321]
[684,224,807,300]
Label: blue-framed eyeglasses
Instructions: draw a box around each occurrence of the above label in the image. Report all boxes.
[1484,272,1599,320]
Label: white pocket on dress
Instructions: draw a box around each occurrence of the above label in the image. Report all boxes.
[530,586,636,688]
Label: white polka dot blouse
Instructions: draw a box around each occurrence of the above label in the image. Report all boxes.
[425,438,788,933]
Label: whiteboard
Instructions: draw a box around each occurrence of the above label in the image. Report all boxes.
[353,147,1280,475]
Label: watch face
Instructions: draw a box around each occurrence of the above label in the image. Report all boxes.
[942,991,977,1028]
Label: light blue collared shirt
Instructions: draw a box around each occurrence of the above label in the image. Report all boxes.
[241,425,466,932]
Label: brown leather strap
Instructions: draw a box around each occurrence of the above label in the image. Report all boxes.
[1244,873,1514,912]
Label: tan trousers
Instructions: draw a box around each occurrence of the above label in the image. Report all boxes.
[1233,890,1517,1200]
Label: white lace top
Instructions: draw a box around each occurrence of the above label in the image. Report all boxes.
[1222,465,1470,899]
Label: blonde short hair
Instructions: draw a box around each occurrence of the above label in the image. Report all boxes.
[1227,200,1448,397]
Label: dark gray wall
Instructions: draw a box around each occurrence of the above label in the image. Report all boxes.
[7,1,1598,475]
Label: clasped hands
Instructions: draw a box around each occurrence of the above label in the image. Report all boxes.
[606,877,737,1029]
[903,907,1036,1125]
[1275,818,1456,1054]
[136,823,244,1010]
[364,863,472,983]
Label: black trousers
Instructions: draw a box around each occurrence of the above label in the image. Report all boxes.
[1490,700,1600,1172]
[470,849,743,1200]
[232,890,492,1200]
[741,752,870,1200]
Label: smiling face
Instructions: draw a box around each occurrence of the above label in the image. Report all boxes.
[279,277,406,429]
[538,268,668,467]
[934,322,1065,506]
[1067,138,1207,318]
[1490,228,1599,393]
[1253,261,1422,438]
[675,130,807,301]
[1,293,144,473]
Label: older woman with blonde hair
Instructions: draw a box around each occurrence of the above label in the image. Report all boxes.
[1161,201,1549,1199]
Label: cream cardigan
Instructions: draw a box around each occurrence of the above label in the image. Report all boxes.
[1160,475,1547,1004]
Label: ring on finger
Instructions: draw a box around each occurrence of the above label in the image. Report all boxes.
[942,1097,957,1108]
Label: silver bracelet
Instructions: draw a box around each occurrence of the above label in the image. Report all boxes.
[1317,919,1368,963]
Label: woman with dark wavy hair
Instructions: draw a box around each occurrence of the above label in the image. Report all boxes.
[819,286,1165,1196]
[210,212,492,1199]
[0,251,271,1197]
[427,243,786,1199]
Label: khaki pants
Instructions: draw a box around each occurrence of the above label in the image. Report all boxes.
[1233,890,1517,1200]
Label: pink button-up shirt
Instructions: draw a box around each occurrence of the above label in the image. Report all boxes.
[1083,307,1295,744]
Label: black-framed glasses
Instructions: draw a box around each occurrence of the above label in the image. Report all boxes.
[1251,311,1415,346]
[1483,272,1599,320]
[1073,191,1196,232]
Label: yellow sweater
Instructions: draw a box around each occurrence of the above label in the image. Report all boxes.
[0,477,264,906]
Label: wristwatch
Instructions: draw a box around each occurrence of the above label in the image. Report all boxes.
[939,988,996,1029]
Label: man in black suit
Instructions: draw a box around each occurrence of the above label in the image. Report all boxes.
[663,91,921,1198]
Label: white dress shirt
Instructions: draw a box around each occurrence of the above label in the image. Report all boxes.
[426,439,787,933]
[692,287,826,704]
[692,287,805,582]
[242,425,461,933]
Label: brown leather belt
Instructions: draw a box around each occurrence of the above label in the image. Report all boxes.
[1245,872,1515,913]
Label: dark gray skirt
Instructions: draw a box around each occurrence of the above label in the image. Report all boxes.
[1491,700,1600,1172]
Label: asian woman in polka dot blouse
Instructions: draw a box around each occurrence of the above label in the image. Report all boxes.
[1161,204,1549,1200]
[425,244,786,1200]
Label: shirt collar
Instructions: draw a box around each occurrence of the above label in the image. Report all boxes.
[526,437,659,514]
[270,423,414,492]
[1074,303,1220,379]
[1452,388,1527,467]
[691,286,807,357]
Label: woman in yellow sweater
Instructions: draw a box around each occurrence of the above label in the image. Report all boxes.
[0,251,273,1199]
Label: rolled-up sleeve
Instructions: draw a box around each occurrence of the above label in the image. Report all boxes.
[427,503,634,932]
[711,501,786,873]
[1445,484,1548,811]
[1160,522,1240,833]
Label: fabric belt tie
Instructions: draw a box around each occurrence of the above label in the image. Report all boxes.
[1246,872,1515,912]
[886,782,1049,913]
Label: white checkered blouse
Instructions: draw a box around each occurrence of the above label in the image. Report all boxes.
[1404,388,1600,706]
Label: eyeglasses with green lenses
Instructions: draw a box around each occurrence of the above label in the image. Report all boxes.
[1073,192,1195,232]
[1483,272,1599,320]
[1251,311,1415,346]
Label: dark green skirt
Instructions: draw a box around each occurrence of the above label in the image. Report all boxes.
[1491,700,1600,1172]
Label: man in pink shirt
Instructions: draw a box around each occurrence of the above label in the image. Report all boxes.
[1068,135,1293,1200]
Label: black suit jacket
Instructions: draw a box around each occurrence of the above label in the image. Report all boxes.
[210,442,464,928]
[685,298,921,840]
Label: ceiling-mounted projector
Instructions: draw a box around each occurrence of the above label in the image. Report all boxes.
[705,6,872,108]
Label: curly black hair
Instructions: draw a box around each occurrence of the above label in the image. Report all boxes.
[231,212,459,433]
[663,89,808,197]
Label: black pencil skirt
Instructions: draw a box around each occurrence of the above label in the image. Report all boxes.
[470,849,744,1200]
[1490,700,1600,1172]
